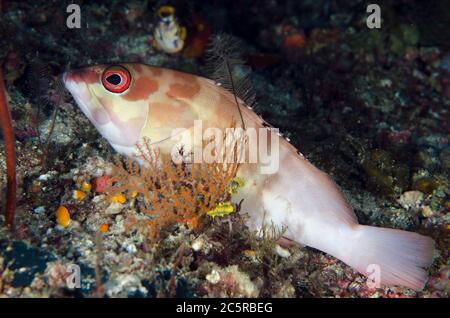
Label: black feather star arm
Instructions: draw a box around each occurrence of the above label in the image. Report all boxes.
[204,33,258,129]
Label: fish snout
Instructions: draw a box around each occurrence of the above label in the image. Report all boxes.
[62,67,101,89]
[62,70,82,87]
[62,71,69,85]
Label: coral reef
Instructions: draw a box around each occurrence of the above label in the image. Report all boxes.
[0,0,448,298]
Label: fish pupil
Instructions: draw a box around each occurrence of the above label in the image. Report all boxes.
[106,74,121,85]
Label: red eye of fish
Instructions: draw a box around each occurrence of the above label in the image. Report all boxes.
[101,66,131,93]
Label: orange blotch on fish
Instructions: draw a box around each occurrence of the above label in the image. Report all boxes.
[99,223,109,233]
[84,67,102,84]
[132,64,142,73]
[166,81,201,100]
[147,101,194,125]
[150,67,163,76]
[56,206,71,228]
[123,76,158,101]
[172,71,195,82]
[92,175,112,193]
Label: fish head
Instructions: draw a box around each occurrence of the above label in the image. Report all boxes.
[63,63,153,149]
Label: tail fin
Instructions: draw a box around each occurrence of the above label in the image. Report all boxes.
[347,225,434,291]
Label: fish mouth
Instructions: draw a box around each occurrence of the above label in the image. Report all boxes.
[147,135,173,146]
[136,124,193,148]
[62,71,69,84]
[62,73,123,145]
[146,127,191,146]
[62,73,94,121]
[62,71,89,104]
[62,70,83,86]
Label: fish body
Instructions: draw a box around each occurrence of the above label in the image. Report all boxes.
[64,63,434,291]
